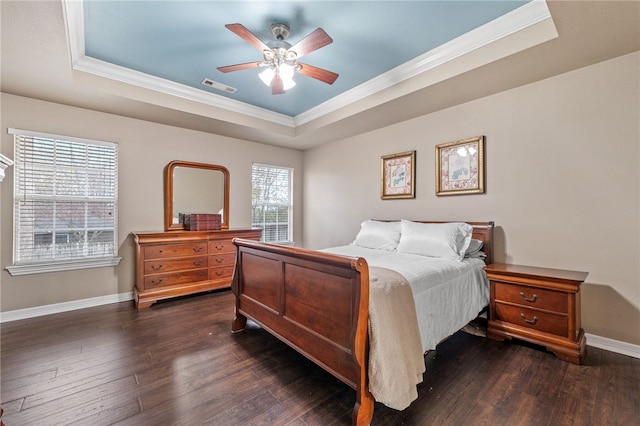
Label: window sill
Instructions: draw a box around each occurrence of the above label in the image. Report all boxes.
[5,256,122,276]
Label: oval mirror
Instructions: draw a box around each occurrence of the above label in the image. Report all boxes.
[164,160,229,231]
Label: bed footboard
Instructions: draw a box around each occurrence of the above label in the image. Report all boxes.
[231,238,373,426]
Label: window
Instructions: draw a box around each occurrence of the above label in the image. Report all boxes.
[7,128,120,276]
[251,163,292,244]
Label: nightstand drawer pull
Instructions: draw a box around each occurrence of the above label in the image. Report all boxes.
[519,292,538,303]
[520,313,538,325]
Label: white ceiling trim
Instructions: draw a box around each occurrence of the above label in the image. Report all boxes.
[62,0,295,127]
[71,55,297,127]
[63,0,555,131]
[294,0,555,126]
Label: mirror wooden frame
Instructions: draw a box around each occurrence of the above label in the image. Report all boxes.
[164,160,230,231]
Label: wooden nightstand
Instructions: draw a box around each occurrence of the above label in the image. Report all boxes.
[483,263,588,364]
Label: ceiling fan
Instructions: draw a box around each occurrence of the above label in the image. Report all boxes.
[217,23,339,95]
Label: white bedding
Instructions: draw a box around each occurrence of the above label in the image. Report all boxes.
[322,244,490,353]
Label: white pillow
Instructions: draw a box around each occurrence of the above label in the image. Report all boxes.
[465,238,486,258]
[397,220,473,261]
[352,220,401,251]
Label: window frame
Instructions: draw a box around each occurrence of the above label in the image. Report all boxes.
[6,128,121,276]
[251,163,293,244]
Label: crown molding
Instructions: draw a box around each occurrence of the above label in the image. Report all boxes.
[63,0,294,128]
[63,0,555,130]
[71,55,296,128]
[295,0,556,125]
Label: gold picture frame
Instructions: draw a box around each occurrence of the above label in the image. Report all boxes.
[381,150,416,199]
[435,136,485,196]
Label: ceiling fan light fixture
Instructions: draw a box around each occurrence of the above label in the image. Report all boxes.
[263,49,275,60]
[278,64,296,84]
[279,64,296,90]
[259,67,275,86]
[260,64,296,91]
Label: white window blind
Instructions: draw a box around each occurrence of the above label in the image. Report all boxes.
[251,163,292,243]
[7,128,120,275]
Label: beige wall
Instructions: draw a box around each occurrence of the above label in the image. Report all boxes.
[1,52,638,347]
[0,93,303,311]
[303,52,640,345]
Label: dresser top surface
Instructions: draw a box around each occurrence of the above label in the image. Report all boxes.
[132,228,262,244]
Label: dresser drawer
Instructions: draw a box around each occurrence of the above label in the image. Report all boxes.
[145,242,207,259]
[144,269,209,289]
[208,239,235,254]
[494,282,568,314]
[494,303,568,336]
[144,256,208,274]
[209,252,236,268]
[209,265,234,281]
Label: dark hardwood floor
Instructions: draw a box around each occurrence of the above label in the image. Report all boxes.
[1,290,638,426]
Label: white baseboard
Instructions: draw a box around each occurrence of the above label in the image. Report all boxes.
[585,333,640,359]
[2,296,639,360]
[0,292,134,323]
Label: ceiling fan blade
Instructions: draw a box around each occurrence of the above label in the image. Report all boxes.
[297,63,339,85]
[217,61,263,73]
[289,28,333,58]
[225,23,270,52]
[271,74,285,95]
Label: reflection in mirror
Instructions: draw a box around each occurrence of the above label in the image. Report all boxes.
[164,161,230,231]
[172,167,224,224]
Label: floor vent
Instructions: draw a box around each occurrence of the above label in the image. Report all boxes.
[201,78,237,94]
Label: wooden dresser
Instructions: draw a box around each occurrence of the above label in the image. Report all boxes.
[484,263,588,364]
[132,228,262,309]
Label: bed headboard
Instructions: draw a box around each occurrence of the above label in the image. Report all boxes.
[466,221,494,265]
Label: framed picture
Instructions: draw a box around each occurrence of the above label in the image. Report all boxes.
[381,150,415,199]
[435,136,485,196]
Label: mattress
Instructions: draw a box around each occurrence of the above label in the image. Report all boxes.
[323,244,490,352]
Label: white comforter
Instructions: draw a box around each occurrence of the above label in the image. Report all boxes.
[322,244,489,409]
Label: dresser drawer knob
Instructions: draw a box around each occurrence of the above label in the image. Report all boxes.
[193,260,203,266]
[150,278,163,286]
[519,292,538,303]
[151,265,163,271]
[520,313,538,325]
[215,258,224,264]
[215,271,224,276]
[215,245,225,251]
[193,247,204,253]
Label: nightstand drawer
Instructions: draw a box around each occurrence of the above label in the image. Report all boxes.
[494,282,568,313]
[494,303,568,336]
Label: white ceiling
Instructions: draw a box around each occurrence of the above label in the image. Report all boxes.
[1,1,639,150]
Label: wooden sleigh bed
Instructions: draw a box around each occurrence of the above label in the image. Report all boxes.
[231,221,494,426]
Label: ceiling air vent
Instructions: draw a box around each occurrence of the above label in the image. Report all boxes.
[201,78,237,94]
